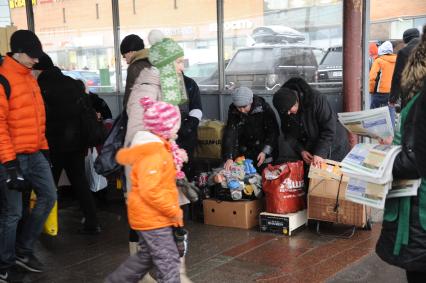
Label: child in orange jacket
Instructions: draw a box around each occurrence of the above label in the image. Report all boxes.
[106,97,186,283]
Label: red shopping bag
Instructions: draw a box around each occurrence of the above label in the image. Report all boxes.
[262,161,306,214]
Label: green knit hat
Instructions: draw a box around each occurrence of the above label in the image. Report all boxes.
[148,32,186,106]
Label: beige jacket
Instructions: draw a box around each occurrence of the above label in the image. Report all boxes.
[124,67,162,147]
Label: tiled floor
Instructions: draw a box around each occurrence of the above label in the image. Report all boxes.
[23,194,404,283]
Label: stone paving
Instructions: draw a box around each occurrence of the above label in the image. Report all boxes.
[22,194,405,283]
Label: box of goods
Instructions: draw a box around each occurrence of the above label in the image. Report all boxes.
[195,120,224,159]
[308,159,343,181]
[259,209,307,236]
[308,178,366,227]
[203,198,264,229]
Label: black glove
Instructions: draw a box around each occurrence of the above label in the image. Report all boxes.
[41,149,51,166]
[4,159,28,192]
[177,116,199,139]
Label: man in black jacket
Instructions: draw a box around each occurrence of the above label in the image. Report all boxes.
[34,54,100,235]
[272,77,349,167]
[222,87,279,171]
[390,28,420,108]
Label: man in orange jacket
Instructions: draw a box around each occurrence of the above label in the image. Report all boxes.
[369,41,397,126]
[0,30,57,282]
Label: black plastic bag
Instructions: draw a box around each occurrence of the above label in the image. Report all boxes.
[94,112,127,176]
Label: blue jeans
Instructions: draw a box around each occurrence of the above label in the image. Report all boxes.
[370,93,396,129]
[0,151,57,269]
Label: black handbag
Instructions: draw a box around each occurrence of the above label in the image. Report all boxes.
[94,111,127,176]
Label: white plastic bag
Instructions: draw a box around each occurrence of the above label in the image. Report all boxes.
[85,148,108,192]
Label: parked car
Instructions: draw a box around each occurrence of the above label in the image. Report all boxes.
[62,70,101,92]
[184,62,217,83]
[316,46,343,87]
[225,44,320,93]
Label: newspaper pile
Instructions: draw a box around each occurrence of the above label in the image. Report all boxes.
[341,144,401,208]
[338,107,421,208]
[338,106,394,140]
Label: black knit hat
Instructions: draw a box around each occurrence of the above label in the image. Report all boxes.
[10,30,44,59]
[403,28,420,44]
[33,53,54,70]
[120,34,145,55]
[272,87,298,114]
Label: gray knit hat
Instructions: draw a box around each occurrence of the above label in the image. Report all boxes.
[232,87,253,107]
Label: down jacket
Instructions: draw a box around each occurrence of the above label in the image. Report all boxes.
[277,78,349,161]
[116,131,183,230]
[369,54,397,94]
[0,55,49,163]
[222,95,279,163]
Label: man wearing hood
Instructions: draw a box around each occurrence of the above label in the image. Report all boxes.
[369,41,397,124]
[390,28,420,108]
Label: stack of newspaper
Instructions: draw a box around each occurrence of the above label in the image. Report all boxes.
[341,144,401,208]
[338,107,420,209]
[338,106,394,139]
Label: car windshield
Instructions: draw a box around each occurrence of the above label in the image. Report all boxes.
[320,48,342,66]
[226,48,274,72]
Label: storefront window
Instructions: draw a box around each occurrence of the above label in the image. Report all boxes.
[119,0,218,91]
[5,0,27,29]
[28,0,116,93]
[224,0,343,94]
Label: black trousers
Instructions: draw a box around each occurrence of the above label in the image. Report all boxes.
[51,151,99,229]
[406,271,426,283]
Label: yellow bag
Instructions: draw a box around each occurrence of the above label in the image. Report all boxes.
[195,120,224,159]
[29,191,58,236]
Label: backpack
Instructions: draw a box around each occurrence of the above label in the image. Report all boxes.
[78,92,108,147]
[0,74,10,99]
[0,56,11,99]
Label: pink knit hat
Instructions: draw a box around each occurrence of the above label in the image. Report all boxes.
[140,96,181,139]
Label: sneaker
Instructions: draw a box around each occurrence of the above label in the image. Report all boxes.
[15,254,44,273]
[0,268,25,283]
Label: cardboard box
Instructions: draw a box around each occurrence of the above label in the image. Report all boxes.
[308,159,343,181]
[259,210,307,236]
[308,178,366,227]
[203,198,264,229]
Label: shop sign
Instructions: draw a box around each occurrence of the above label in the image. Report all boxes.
[209,20,254,32]
[9,0,37,9]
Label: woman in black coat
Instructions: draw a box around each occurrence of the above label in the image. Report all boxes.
[222,87,279,171]
[34,54,100,234]
[272,77,349,166]
[376,26,426,283]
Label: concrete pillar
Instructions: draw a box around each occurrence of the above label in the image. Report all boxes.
[343,0,363,146]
